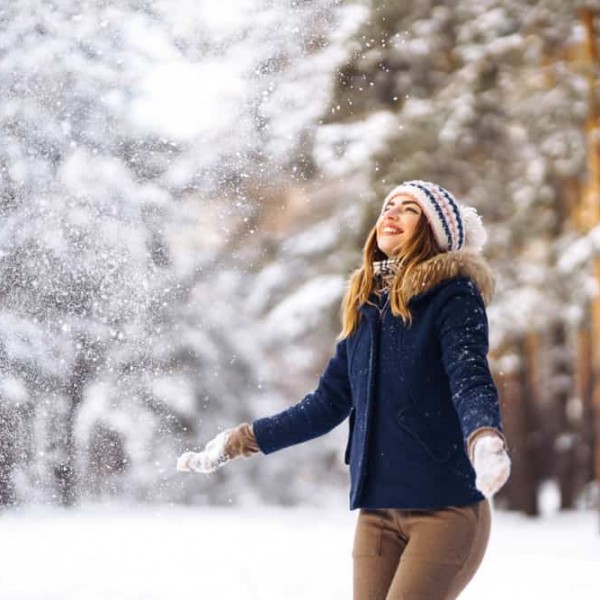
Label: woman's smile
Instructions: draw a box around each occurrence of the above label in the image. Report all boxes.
[376,193,422,255]
[381,222,404,235]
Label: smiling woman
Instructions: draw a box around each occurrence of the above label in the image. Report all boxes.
[177,179,510,600]
[376,194,423,257]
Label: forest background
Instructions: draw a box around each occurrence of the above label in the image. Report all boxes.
[2,0,600,527]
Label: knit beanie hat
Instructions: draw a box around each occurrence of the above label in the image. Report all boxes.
[380,180,487,253]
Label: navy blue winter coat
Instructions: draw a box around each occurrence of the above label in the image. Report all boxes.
[252,252,505,510]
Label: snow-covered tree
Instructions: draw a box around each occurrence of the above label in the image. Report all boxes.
[0,0,368,507]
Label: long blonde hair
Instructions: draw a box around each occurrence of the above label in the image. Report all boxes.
[337,213,442,340]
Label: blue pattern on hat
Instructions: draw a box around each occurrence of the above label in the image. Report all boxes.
[435,184,464,249]
[406,181,454,250]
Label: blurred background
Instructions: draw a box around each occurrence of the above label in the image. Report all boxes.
[1,0,600,534]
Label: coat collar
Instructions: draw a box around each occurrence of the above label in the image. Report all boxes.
[360,251,494,315]
[399,250,494,306]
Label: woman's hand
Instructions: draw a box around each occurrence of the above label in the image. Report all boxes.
[177,430,232,473]
[472,435,511,498]
[176,423,260,474]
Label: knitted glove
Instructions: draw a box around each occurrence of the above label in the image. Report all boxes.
[177,423,259,474]
[471,434,511,498]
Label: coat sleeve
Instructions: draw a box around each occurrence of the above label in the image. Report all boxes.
[252,339,353,455]
[435,280,505,448]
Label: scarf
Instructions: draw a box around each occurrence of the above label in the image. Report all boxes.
[372,256,404,293]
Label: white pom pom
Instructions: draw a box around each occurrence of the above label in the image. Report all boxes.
[460,205,487,253]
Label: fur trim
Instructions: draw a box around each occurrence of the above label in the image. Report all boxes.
[399,251,494,305]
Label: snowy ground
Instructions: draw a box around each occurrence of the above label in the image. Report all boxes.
[0,502,599,599]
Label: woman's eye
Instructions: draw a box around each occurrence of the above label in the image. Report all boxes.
[406,207,418,214]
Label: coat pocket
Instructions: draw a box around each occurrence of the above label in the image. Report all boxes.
[344,407,356,465]
[396,404,458,464]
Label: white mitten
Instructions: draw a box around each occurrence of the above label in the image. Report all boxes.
[472,435,511,498]
[177,430,232,474]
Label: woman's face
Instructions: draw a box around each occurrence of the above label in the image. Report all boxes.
[375,194,423,257]
[376,193,423,258]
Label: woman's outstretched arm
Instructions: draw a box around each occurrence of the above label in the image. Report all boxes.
[177,339,352,472]
[435,279,510,497]
[251,338,353,453]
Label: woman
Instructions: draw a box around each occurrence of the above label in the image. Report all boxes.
[177,180,511,599]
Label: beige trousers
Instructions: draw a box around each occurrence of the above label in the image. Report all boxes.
[352,499,491,599]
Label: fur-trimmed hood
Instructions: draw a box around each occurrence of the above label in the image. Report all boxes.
[399,251,494,306]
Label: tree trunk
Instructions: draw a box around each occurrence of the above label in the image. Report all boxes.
[500,335,541,516]
[592,259,600,527]
[580,6,600,529]
[549,322,578,509]
[578,324,597,504]
[0,405,17,507]
[55,347,92,507]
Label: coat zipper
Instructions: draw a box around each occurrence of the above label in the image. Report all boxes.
[378,293,390,318]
